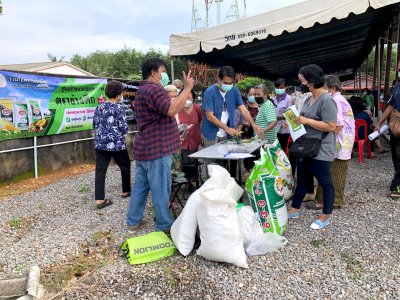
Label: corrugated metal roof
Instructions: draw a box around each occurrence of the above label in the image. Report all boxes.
[0,62,95,77]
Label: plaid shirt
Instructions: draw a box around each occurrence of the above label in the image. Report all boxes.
[134,80,180,161]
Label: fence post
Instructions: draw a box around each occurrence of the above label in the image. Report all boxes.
[34,136,38,179]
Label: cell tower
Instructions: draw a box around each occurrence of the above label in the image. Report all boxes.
[191,0,246,32]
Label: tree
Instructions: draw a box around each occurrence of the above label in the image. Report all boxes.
[47,53,65,62]
[0,0,3,15]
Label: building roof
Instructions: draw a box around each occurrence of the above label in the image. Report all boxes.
[170,0,400,80]
[0,62,95,77]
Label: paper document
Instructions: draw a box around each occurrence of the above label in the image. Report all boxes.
[368,124,388,141]
[282,105,306,141]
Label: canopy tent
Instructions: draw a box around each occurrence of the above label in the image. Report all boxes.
[170,0,400,80]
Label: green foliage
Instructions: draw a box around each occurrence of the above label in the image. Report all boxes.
[9,217,21,229]
[70,48,189,81]
[236,76,275,95]
[360,45,398,83]
[48,53,65,62]
[78,186,90,193]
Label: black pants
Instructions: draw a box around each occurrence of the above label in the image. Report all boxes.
[95,149,131,200]
[390,132,400,191]
[292,159,334,215]
[278,133,297,176]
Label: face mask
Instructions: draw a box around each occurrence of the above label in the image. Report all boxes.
[120,95,124,103]
[398,71,400,78]
[221,84,233,92]
[160,72,169,86]
[247,95,255,103]
[275,88,285,96]
[184,100,193,108]
[255,96,264,105]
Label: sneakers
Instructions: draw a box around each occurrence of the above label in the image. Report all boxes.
[310,218,331,230]
[288,210,301,219]
[127,220,146,234]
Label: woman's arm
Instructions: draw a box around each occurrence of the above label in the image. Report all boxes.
[295,116,336,132]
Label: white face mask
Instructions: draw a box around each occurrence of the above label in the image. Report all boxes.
[120,95,124,103]
[184,100,193,108]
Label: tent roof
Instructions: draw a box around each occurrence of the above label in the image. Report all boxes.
[170,0,400,80]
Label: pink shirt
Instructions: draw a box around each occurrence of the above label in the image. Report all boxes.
[332,92,355,160]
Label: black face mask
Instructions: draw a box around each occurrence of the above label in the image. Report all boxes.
[300,84,310,93]
[255,97,264,105]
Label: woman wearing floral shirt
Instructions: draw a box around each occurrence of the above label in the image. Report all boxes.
[93,81,131,209]
[313,75,355,208]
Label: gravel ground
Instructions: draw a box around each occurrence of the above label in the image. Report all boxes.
[0,149,399,299]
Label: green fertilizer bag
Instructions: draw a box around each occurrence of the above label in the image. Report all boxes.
[120,231,177,265]
[245,147,288,235]
[264,139,294,200]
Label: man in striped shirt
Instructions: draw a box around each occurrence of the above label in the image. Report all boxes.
[254,84,277,142]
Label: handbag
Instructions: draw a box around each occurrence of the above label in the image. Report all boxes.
[290,132,328,158]
[119,231,176,265]
[388,87,400,137]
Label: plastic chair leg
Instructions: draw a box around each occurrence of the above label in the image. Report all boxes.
[358,140,365,163]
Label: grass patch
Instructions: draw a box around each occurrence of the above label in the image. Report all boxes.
[341,252,364,281]
[41,230,115,294]
[162,267,178,288]
[310,238,325,247]
[9,217,21,229]
[78,186,90,193]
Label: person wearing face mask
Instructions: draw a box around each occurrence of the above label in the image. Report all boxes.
[177,89,202,187]
[273,78,292,150]
[254,84,278,142]
[310,75,355,209]
[164,84,181,172]
[376,60,400,200]
[201,66,263,175]
[243,86,258,139]
[127,58,195,234]
[93,81,131,209]
[287,64,337,230]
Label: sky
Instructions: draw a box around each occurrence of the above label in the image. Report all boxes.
[0,0,304,65]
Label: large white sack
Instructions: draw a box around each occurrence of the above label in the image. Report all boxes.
[237,205,288,256]
[170,189,201,256]
[197,182,248,268]
[237,205,263,248]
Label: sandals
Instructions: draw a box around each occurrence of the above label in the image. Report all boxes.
[121,192,131,198]
[389,192,400,200]
[96,199,113,209]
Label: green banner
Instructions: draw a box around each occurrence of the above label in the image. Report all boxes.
[0,71,107,141]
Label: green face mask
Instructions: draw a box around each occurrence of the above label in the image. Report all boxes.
[160,72,169,86]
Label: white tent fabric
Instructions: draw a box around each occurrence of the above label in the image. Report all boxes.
[169,0,399,56]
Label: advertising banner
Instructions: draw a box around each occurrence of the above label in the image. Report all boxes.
[0,70,107,141]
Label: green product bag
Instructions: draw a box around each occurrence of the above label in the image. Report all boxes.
[245,147,288,235]
[120,231,177,265]
[264,139,294,200]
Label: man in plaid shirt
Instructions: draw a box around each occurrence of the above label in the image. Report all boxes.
[127,58,195,233]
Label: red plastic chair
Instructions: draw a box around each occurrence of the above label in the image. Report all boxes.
[353,119,372,163]
[285,136,293,156]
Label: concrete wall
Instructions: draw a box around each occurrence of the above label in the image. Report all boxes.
[0,124,136,182]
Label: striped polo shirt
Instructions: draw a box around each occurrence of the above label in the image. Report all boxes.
[133,80,180,161]
[255,100,277,142]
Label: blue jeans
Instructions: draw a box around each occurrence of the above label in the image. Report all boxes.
[291,158,334,215]
[127,155,174,231]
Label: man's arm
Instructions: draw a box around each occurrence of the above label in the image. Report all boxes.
[205,110,240,137]
[238,104,263,138]
[376,105,393,132]
[167,70,195,117]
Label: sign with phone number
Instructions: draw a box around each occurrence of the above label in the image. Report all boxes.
[224,28,267,43]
